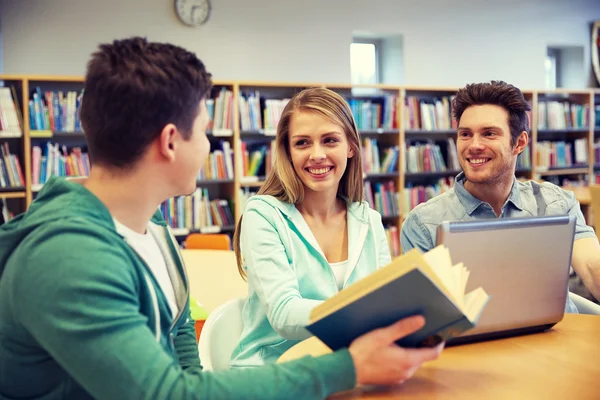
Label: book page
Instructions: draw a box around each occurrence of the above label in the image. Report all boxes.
[423,245,460,305]
[464,287,490,322]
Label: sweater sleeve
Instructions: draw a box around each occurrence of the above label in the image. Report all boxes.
[241,207,324,340]
[12,227,356,400]
[173,307,202,370]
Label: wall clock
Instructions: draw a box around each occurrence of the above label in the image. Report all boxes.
[175,0,211,27]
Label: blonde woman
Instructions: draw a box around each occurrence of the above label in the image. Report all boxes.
[230,88,395,367]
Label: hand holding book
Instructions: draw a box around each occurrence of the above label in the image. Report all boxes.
[306,245,490,350]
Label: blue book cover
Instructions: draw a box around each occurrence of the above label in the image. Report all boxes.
[306,247,489,350]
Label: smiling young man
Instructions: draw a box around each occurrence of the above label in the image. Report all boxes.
[401,80,600,311]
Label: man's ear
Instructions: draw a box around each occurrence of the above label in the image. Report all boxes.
[159,123,178,162]
[514,131,529,155]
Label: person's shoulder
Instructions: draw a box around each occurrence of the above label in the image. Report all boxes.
[243,195,289,214]
[8,218,136,296]
[518,179,575,202]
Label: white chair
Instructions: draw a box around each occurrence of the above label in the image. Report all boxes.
[570,292,600,315]
[197,297,245,371]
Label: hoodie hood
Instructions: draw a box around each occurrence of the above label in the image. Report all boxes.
[1,177,121,278]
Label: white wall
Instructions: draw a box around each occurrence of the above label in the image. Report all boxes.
[560,46,585,89]
[380,35,404,85]
[1,0,599,88]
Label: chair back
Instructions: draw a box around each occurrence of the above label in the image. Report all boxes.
[570,292,600,315]
[185,233,231,250]
[197,298,245,371]
[588,185,600,236]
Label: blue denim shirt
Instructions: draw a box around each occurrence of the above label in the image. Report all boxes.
[401,172,596,313]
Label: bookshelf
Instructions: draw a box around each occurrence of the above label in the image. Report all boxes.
[2,75,598,251]
[401,86,458,219]
[533,89,593,189]
[0,75,27,223]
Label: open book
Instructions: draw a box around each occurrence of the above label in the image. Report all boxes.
[306,245,490,350]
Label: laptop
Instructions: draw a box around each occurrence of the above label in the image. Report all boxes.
[436,215,576,345]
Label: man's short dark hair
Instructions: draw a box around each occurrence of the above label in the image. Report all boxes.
[80,37,213,168]
[452,80,531,146]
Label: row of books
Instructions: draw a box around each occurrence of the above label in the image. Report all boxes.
[240,141,275,178]
[0,87,22,138]
[237,93,291,134]
[197,141,235,181]
[362,139,398,174]
[207,88,234,133]
[31,143,90,186]
[405,139,460,173]
[595,105,600,128]
[348,96,398,131]
[29,88,83,133]
[404,96,455,131]
[364,180,399,217]
[403,178,454,215]
[0,143,24,188]
[537,101,589,130]
[517,146,532,169]
[385,225,400,257]
[161,188,235,231]
[535,139,588,170]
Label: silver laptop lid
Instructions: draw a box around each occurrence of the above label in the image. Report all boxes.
[436,215,576,338]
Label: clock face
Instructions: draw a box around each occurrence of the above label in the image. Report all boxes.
[175,0,211,27]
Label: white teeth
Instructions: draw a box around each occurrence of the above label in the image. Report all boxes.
[308,167,332,175]
[470,158,489,164]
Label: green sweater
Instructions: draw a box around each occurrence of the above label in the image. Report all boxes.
[0,177,356,399]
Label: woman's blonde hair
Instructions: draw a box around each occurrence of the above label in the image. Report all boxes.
[234,87,364,279]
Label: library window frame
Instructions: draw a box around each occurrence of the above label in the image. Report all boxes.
[350,39,381,86]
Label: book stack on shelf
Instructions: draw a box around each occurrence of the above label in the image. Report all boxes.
[0,142,25,190]
[30,143,90,191]
[161,188,235,237]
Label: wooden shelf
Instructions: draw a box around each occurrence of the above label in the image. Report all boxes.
[240,180,265,187]
[515,168,532,174]
[405,129,456,137]
[358,129,399,136]
[30,131,85,139]
[537,167,589,176]
[0,190,26,199]
[206,129,234,138]
[240,131,277,140]
[364,172,399,179]
[405,170,461,179]
[171,225,236,237]
[197,179,234,185]
[537,128,590,138]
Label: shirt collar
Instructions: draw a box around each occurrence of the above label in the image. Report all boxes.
[454,172,523,215]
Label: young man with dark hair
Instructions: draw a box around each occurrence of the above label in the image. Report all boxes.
[0,37,442,400]
[401,80,600,311]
